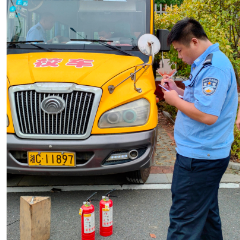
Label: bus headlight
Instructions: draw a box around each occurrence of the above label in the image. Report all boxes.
[98,99,150,128]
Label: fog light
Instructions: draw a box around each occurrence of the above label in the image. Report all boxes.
[123,110,137,123]
[106,152,129,162]
[7,115,9,127]
[128,150,138,160]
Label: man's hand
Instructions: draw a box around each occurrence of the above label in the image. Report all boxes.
[160,75,185,96]
[236,108,240,130]
[236,118,240,130]
[163,90,180,106]
[161,75,178,91]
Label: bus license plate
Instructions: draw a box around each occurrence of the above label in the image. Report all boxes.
[28,152,76,167]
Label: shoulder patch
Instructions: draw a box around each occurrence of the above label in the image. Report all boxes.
[202,78,218,96]
[36,26,41,30]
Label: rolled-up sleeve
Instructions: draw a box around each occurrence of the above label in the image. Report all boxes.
[194,66,230,117]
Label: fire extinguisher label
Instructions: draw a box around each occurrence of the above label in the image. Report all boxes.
[79,208,82,216]
[102,206,113,227]
[84,212,95,233]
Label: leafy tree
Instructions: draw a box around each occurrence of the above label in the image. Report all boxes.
[155,0,240,85]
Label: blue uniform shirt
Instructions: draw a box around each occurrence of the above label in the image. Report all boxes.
[174,43,238,159]
[26,22,46,42]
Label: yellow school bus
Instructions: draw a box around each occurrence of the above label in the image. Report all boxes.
[7,0,168,183]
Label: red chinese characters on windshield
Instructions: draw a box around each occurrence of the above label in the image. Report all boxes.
[34,58,94,68]
[34,58,63,67]
[66,59,94,68]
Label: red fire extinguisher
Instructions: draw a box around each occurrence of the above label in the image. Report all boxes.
[99,189,115,237]
[79,192,97,240]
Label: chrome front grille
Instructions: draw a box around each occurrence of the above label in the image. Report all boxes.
[15,91,94,135]
[9,83,102,139]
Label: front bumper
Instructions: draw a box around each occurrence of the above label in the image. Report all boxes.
[7,127,157,176]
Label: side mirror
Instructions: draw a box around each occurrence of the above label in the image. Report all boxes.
[138,34,161,66]
[138,34,161,56]
[156,29,170,52]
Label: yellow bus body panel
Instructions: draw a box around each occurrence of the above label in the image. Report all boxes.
[7,1,157,134]
[7,78,15,133]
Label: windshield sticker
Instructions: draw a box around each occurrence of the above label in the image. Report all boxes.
[66,59,94,68]
[23,1,28,6]
[9,12,15,19]
[34,58,63,68]
[16,0,23,5]
[34,58,94,68]
[10,6,16,12]
[202,78,219,96]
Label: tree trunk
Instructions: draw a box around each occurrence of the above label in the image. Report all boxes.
[234,67,240,88]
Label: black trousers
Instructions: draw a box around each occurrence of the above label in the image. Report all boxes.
[167,153,230,240]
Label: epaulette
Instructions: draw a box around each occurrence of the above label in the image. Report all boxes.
[36,26,41,30]
[203,53,213,66]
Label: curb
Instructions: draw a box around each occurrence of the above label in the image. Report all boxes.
[228,162,240,171]
[7,183,240,193]
[150,166,174,174]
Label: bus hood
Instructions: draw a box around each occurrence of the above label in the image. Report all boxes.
[7,52,144,87]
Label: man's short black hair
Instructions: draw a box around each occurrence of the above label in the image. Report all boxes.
[167,18,208,46]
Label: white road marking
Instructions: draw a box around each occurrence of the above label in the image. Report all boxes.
[219,183,240,188]
[7,183,239,193]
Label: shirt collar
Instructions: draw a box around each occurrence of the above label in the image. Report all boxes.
[193,43,219,67]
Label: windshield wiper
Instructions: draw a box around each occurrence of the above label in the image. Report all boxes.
[69,28,132,56]
[7,41,53,52]
[70,39,113,43]
[70,39,132,57]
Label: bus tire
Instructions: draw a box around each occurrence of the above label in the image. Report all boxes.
[126,167,151,184]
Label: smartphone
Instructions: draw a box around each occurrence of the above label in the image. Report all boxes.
[158,84,184,99]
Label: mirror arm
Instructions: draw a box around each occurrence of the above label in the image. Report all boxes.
[108,63,151,94]
[148,41,155,65]
[133,64,151,93]
[133,66,141,93]
[108,41,155,94]
[133,42,154,93]
[108,63,145,94]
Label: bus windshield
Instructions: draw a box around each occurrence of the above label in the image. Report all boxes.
[7,0,148,47]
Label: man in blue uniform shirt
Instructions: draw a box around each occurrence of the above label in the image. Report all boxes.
[161,18,238,239]
[26,13,55,43]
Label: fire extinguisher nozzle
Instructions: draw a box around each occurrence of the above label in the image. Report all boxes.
[105,189,116,197]
[86,192,97,203]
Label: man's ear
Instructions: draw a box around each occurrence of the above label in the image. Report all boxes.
[191,38,199,46]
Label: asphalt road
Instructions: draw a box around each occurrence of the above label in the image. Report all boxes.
[7,189,240,240]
